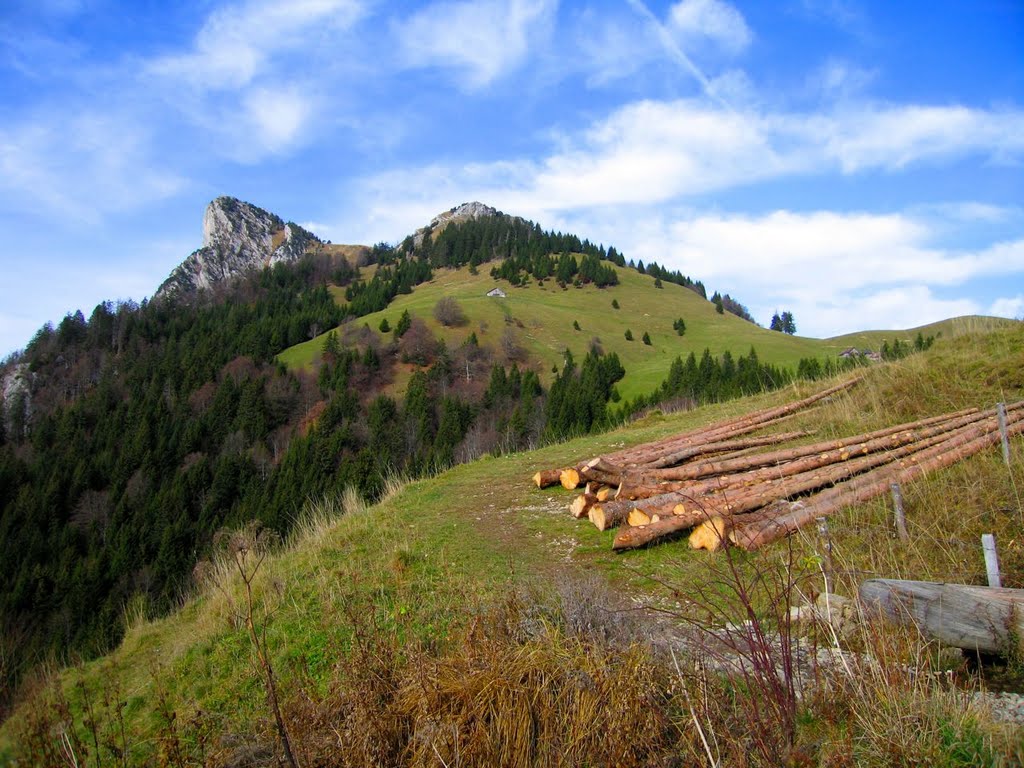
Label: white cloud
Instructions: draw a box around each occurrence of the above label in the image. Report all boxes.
[661,212,1024,291]
[799,0,867,36]
[668,0,751,54]
[913,202,1020,224]
[798,286,980,337]
[813,105,1024,173]
[0,111,186,223]
[395,0,556,88]
[353,99,1024,220]
[990,295,1024,319]
[806,59,876,102]
[242,86,312,153]
[574,12,652,87]
[575,0,748,97]
[149,0,365,91]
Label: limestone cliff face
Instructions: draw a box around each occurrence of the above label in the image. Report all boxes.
[1,363,32,438]
[156,197,319,298]
[413,201,500,247]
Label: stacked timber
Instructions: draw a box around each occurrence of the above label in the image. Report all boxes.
[530,379,1022,554]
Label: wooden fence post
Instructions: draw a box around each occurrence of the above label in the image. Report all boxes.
[891,482,909,541]
[982,533,1002,588]
[997,402,1011,467]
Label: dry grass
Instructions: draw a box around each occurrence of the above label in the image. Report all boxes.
[288,588,680,768]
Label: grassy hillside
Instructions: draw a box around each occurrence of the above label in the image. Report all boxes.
[4,325,1023,765]
[279,264,845,402]
[827,315,1019,351]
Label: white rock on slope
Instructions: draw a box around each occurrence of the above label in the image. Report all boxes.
[1,363,32,437]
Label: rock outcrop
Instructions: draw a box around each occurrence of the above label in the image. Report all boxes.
[413,201,500,247]
[1,363,32,439]
[156,197,320,298]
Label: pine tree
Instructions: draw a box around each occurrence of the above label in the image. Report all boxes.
[642,331,652,345]
[781,311,796,335]
[395,310,412,337]
[624,329,634,341]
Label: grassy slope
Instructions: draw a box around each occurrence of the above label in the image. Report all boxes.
[4,325,1023,759]
[827,315,1018,350]
[279,264,844,402]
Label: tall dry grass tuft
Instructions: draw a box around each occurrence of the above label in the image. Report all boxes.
[289,493,344,547]
[120,592,150,637]
[380,471,410,503]
[285,587,682,768]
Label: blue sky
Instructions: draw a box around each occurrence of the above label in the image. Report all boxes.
[1,0,1022,355]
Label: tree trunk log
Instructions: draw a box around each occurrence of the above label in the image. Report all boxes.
[859,579,1024,655]
[560,467,582,490]
[603,378,860,467]
[533,469,564,488]
[570,493,597,519]
[614,411,1021,551]
[628,508,654,526]
[532,377,862,489]
[612,506,722,550]
[688,517,729,551]
[730,412,1024,551]
[619,431,810,470]
[625,413,1002,512]
[626,407,987,484]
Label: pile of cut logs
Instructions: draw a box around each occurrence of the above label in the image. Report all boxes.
[532,378,1023,553]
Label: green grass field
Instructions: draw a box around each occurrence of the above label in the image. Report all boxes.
[279,264,847,402]
[827,315,1018,351]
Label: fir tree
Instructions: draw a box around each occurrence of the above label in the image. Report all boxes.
[395,309,412,337]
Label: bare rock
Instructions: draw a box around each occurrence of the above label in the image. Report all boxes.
[815,592,858,640]
[1,362,32,438]
[156,197,320,298]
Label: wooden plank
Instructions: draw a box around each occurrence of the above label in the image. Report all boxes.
[859,579,1024,655]
[982,534,1002,588]
[997,402,1011,466]
[891,483,909,541]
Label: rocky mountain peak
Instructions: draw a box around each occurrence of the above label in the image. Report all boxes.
[413,201,501,247]
[429,201,498,228]
[156,197,319,298]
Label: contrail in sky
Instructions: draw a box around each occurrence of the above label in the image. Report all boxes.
[625,0,733,111]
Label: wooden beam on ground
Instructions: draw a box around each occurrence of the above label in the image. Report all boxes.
[859,579,1024,656]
